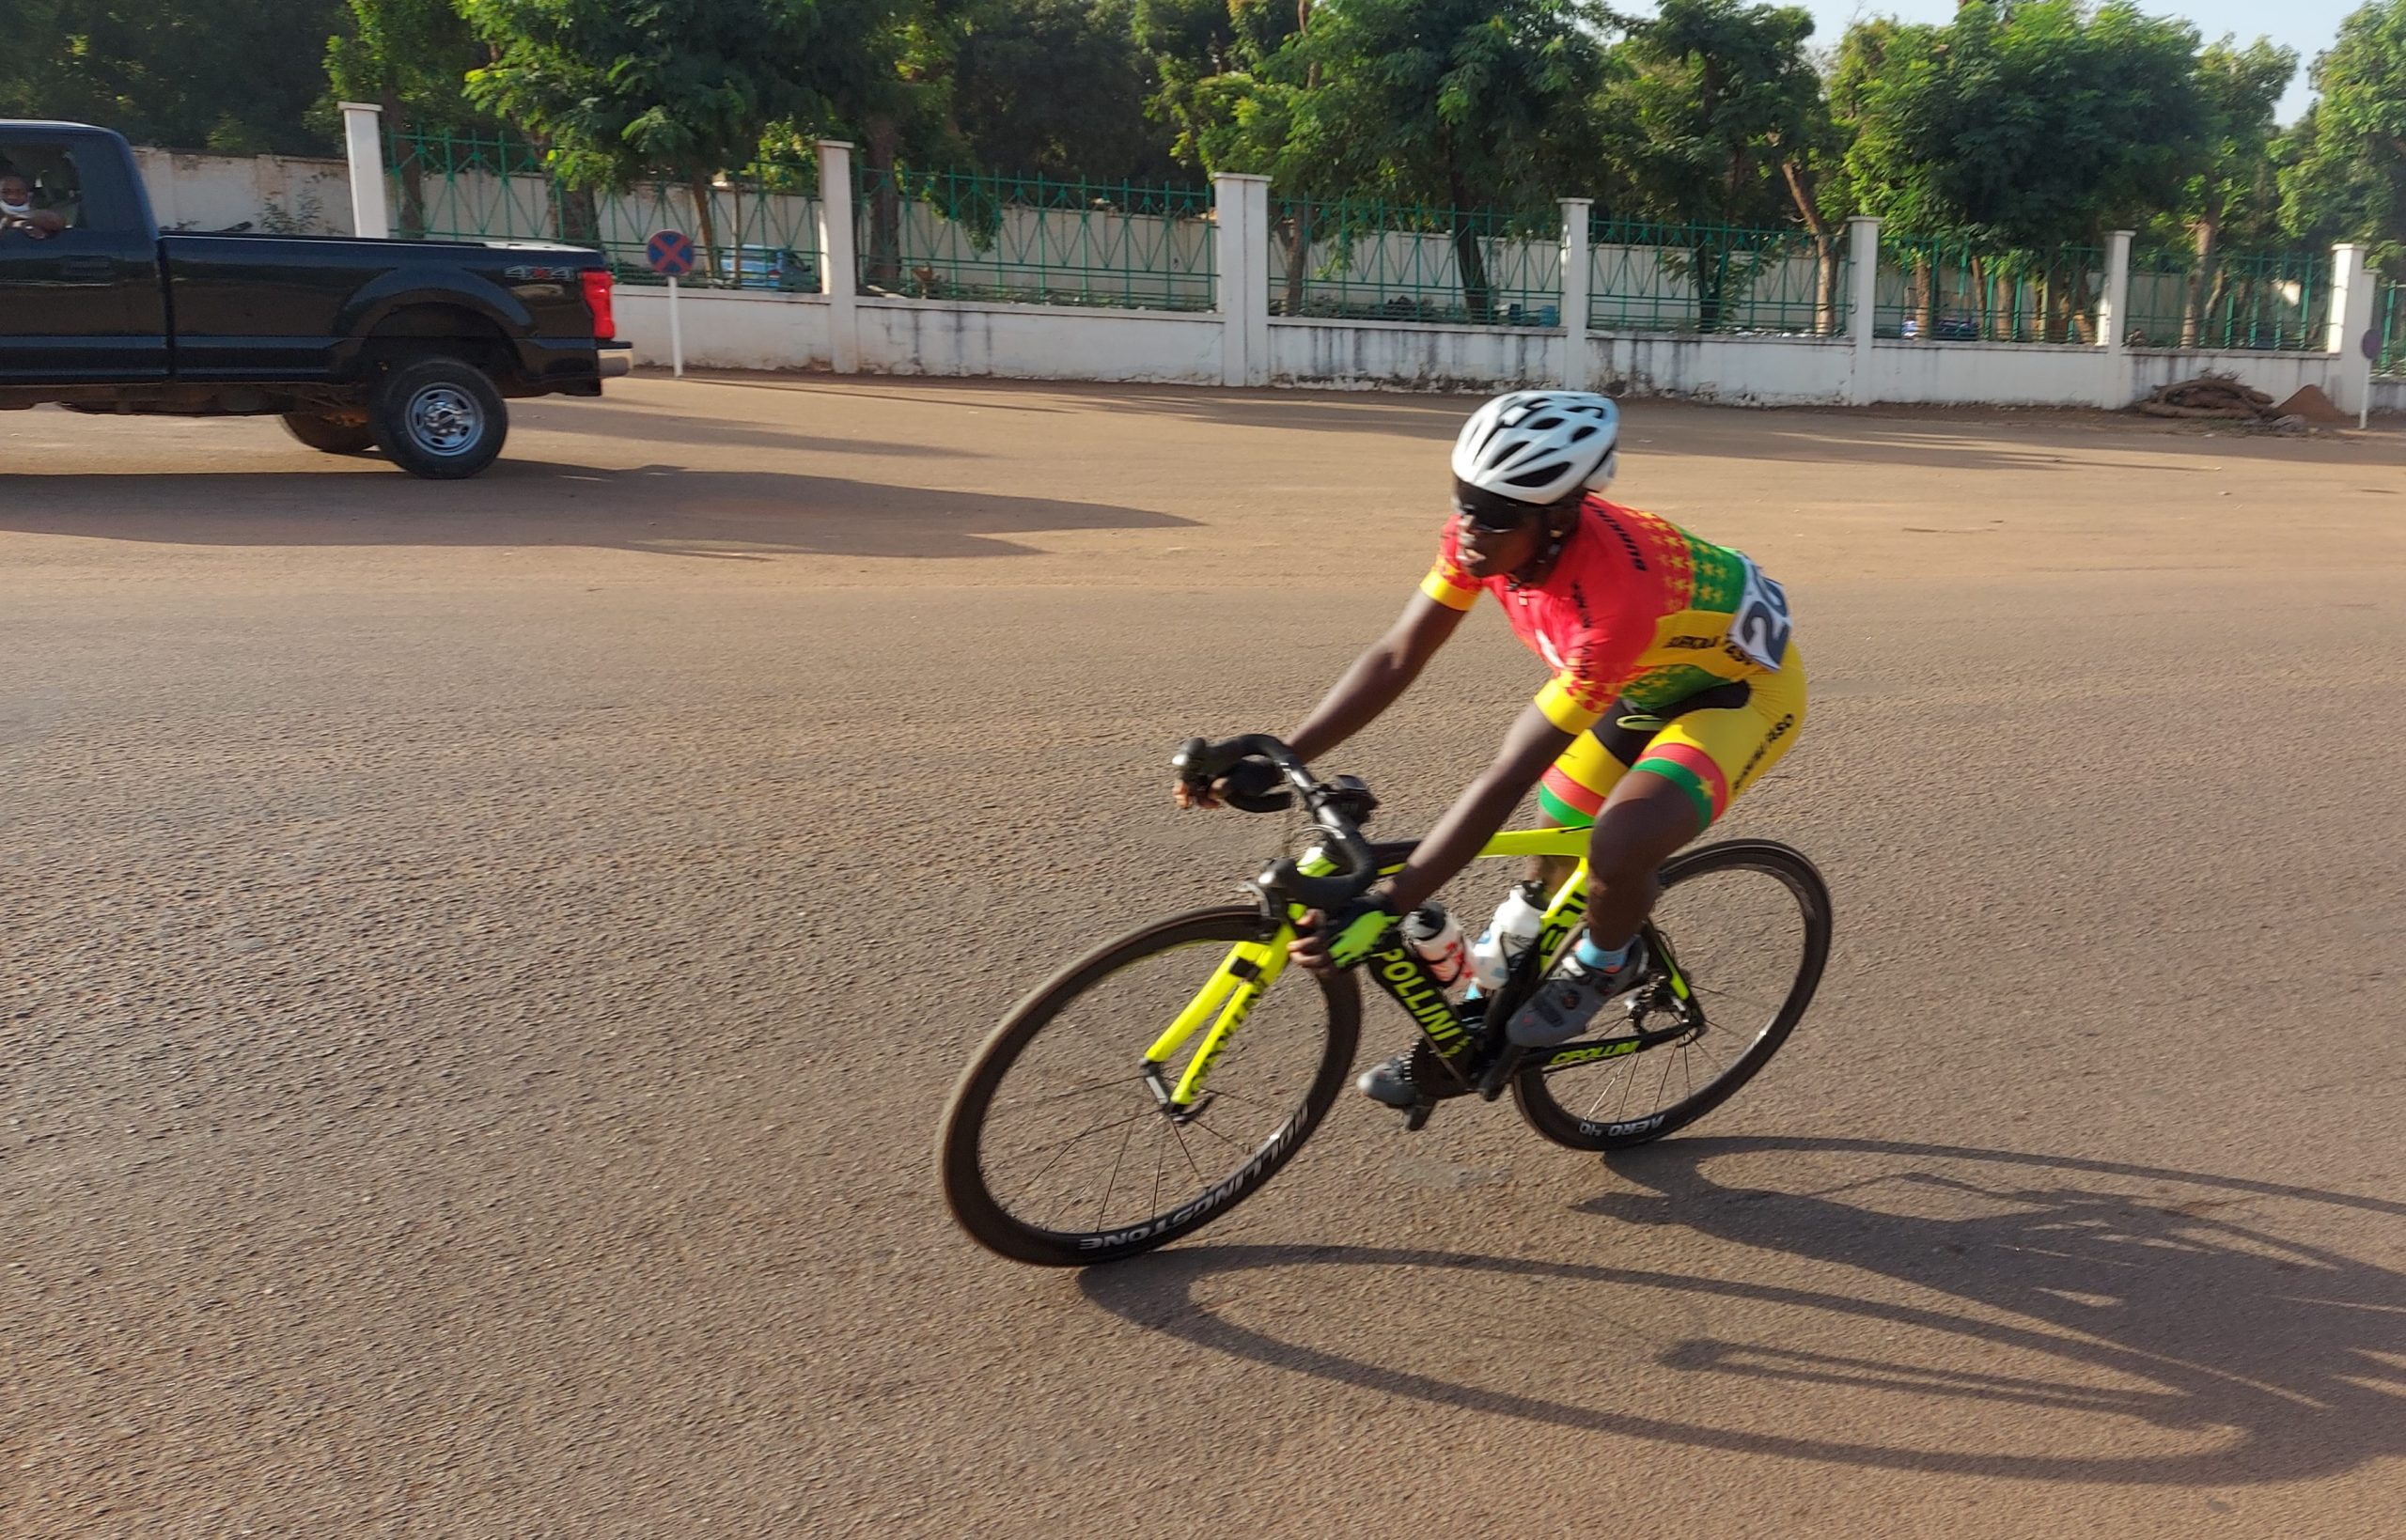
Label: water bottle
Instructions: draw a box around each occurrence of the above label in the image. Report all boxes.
[1399,903,1468,987]
[1467,881,1548,994]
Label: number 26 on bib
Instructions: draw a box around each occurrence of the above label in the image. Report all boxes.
[1727,558,1792,671]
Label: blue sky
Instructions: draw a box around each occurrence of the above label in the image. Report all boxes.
[1782,0,2358,125]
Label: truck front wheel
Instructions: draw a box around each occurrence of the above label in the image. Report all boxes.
[369,356,509,480]
[281,412,377,456]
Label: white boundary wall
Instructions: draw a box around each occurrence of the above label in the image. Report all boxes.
[141,125,2401,415]
[133,148,359,236]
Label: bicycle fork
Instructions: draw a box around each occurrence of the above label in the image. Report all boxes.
[1140,930,1293,1119]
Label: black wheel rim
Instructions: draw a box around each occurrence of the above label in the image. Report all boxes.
[971,930,1333,1247]
[1528,852,1820,1133]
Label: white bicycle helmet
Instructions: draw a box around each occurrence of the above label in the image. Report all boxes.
[1450,390,1620,506]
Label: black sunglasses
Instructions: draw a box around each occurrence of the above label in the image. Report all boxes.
[1455,500,1541,536]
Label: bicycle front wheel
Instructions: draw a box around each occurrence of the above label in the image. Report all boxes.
[1512,839,1830,1151]
[938,905,1360,1267]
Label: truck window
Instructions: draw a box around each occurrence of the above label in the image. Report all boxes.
[0,141,129,237]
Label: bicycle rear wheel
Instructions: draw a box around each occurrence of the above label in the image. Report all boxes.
[1512,839,1830,1151]
[938,905,1359,1267]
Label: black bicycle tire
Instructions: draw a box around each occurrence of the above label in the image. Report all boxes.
[1510,839,1831,1152]
[938,905,1360,1267]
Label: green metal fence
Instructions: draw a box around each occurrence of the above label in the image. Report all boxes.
[2125,248,2332,351]
[1267,198,1560,325]
[387,126,823,291]
[853,166,1213,311]
[1873,239,2107,343]
[1588,219,1848,335]
[2376,279,2403,375]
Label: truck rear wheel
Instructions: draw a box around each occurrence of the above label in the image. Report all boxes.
[369,356,509,480]
[281,412,377,456]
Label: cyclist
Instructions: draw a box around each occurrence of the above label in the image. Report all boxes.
[1177,390,1805,1106]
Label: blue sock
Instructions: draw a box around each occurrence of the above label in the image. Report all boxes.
[1574,934,1634,972]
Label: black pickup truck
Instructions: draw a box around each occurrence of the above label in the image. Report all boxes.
[0,120,630,478]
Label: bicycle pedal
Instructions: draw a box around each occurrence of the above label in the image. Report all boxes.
[1403,1103,1432,1132]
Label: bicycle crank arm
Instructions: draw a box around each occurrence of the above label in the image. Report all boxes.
[1475,1042,1527,1100]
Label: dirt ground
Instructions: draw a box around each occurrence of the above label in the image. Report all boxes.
[4,378,2403,1537]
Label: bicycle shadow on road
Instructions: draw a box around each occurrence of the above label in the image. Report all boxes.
[0,460,1191,559]
[1078,1136,2406,1485]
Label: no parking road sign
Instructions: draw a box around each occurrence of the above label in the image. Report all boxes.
[646,228,696,277]
[647,229,695,378]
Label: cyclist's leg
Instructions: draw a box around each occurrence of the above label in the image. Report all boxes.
[1531,728,1629,894]
[1589,643,1808,948]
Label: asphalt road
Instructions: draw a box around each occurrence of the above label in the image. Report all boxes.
[5,379,2404,1537]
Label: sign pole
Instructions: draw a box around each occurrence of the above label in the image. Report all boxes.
[669,273,684,380]
[2364,328,2380,432]
[646,228,696,380]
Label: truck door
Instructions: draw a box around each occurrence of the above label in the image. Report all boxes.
[0,132,169,384]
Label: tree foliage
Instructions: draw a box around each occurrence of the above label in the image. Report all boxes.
[454,0,821,192]
[2279,0,2406,266]
[1601,0,1820,227]
[325,0,485,130]
[1837,0,2209,250]
[1197,0,1611,209]
[950,0,1176,181]
[2,0,345,153]
[6,0,2400,287]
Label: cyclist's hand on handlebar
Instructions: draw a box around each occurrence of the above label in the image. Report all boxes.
[1171,743,1289,813]
[1289,894,1398,976]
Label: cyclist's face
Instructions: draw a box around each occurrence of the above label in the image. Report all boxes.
[1453,505,1543,578]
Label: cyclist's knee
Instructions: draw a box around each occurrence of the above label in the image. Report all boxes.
[1582,827,1660,890]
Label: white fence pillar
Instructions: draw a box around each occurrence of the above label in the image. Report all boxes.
[2096,229,2133,407]
[817,141,859,374]
[1213,173,1271,387]
[1558,198,1592,392]
[2099,231,2133,352]
[1847,216,1880,405]
[2327,242,2377,415]
[338,101,389,241]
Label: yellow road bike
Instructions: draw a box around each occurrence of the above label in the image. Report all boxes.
[938,736,1830,1267]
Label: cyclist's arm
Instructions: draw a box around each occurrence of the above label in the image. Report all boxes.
[1286,590,1468,763]
[1374,701,1574,914]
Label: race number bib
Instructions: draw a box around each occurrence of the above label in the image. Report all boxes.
[1725,558,1792,671]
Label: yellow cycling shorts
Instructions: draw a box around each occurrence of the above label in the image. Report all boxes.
[1538,642,1806,830]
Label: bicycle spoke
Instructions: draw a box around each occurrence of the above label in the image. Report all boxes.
[1148,1120,1166,1220]
[1692,982,1784,1018]
[945,908,1350,1258]
[1178,1112,1253,1155]
[1169,1121,1208,1183]
[992,1071,1150,1113]
[1002,1111,1153,1213]
[1095,1112,1143,1231]
[990,1108,1152,1171]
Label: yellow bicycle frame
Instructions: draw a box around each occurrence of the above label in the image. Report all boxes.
[1141,824,1687,1110]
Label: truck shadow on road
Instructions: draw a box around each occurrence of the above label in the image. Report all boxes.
[0,460,1190,559]
[1079,1136,2406,1484]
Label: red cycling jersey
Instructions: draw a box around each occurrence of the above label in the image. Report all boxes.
[1418,494,1793,734]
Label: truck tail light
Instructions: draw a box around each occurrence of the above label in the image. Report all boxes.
[580,270,617,341]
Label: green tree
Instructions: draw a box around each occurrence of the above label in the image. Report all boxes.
[1600,0,1835,331]
[1837,0,2208,339]
[1200,0,1613,320]
[2158,38,2296,344]
[2279,0,2406,269]
[950,0,1177,180]
[801,0,964,288]
[1133,0,1305,170]
[457,0,918,273]
[1,0,345,154]
[325,0,490,236]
